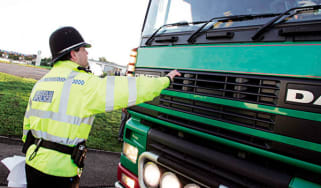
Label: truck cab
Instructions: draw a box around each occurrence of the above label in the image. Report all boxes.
[116,0,321,187]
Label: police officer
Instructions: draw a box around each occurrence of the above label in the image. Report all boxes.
[22,26,181,188]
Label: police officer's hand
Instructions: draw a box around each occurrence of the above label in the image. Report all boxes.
[166,70,181,82]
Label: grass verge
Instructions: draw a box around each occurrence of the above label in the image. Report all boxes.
[0,72,122,152]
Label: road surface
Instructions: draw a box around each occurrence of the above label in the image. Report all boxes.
[0,63,49,80]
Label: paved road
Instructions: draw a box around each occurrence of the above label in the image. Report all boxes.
[0,63,120,187]
[0,63,49,80]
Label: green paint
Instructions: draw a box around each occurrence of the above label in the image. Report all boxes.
[137,42,321,79]
[161,90,321,122]
[289,177,321,188]
[128,110,321,174]
[138,103,321,153]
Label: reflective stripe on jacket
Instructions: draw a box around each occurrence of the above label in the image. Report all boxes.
[23,60,170,177]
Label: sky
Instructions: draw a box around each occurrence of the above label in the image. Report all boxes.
[0,0,149,66]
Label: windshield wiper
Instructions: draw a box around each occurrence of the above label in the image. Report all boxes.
[252,5,321,41]
[187,13,281,44]
[145,21,204,46]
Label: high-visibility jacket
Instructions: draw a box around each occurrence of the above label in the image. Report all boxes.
[23,60,170,177]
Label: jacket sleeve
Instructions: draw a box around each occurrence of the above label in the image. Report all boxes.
[83,76,170,115]
[22,99,32,142]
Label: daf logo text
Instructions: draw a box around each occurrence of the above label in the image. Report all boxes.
[286,89,321,106]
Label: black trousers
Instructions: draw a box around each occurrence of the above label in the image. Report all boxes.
[25,164,79,188]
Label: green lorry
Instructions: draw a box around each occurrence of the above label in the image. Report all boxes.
[115,0,321,187]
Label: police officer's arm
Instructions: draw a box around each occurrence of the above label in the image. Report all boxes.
[133,70,181,105]
[166,70,180,83]
[22,118,30,142]
[22,99,32,142]
[83,70,180,114]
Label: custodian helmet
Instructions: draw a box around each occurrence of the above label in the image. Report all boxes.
[49,26,91,63]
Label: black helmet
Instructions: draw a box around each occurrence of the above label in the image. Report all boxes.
[49,26,91,63]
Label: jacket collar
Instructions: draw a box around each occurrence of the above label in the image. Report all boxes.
[54,60,79,70]
[54,60,93,74]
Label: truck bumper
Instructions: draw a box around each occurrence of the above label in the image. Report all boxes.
[116,163,140,188]
[115,181,125,188]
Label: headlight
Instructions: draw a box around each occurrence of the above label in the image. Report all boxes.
[143,162,161,188]
[160,172,180,188]
[123,142,138,163]
[184,184,200,188]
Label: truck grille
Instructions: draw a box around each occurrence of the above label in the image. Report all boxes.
[159,95,276,132]
[132,68,321,185]
[147,128,292,188]
[167,71,280,106]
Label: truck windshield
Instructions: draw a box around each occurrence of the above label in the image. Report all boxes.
[143,0,321,36]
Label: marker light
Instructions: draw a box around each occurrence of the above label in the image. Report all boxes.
[143,162,161,188]
[123,142,138,163]
[160,172,181,188]
[117,163,139,188]
[127,48,137,76]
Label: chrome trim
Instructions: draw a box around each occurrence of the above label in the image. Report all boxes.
[115,181,126,188]
[58,42,87,54]
[138,152,159,188]
[138,151,210,188]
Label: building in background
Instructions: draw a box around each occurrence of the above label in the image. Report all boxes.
[0,49,36,64]
[88,59,126,76]
[0,49,126,76]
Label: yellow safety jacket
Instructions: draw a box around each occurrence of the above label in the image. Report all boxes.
[22,60,170,177]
